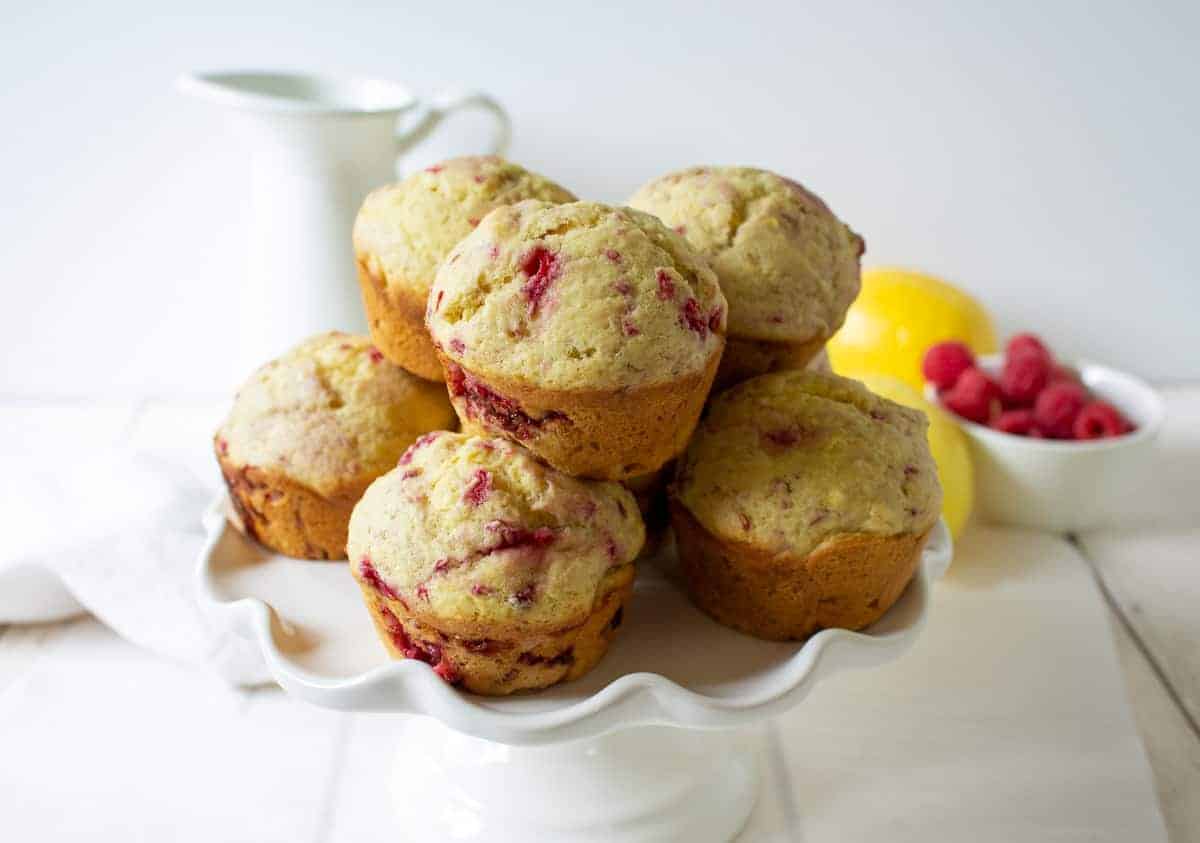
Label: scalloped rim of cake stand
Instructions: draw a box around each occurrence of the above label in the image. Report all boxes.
[197,500,951,746]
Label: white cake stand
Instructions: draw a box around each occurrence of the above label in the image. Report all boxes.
[197,500,951,842]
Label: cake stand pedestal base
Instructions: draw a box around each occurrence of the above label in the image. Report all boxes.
[390,717,763,842]
[199,508,951,840]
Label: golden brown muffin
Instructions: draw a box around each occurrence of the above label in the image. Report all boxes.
[669,370,941,640]
[353,156,576,380]
[214,332,456,559]
[628,166,863,390]
[426,199,727,481]
[347,432,644,695]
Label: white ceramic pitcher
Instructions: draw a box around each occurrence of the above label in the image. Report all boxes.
[178,70,510,372]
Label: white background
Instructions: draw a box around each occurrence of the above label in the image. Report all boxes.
[2,0,1197,398]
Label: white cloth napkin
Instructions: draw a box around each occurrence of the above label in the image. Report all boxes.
[0,447,270,685]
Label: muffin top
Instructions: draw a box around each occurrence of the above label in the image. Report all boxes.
[353,156,576,299]
[348,433,644,631]
[426,200,726,390]
[628,166,863,344]
[673,371,940,557]
[216,332,456,498]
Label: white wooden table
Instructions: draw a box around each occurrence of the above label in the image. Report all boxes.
[1,390,1196,841]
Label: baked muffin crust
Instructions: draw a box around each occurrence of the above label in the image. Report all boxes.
[675,370,941,556]
[628,166,863,346]
[215,332,456,558]
[354,157,576,380]
[354,156,576,303]
[348,432,644,633]
[218,333,454,497]
[426,200,726,390]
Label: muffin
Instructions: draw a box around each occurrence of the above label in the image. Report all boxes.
[669,370,941,640]
[426,199,727,481]
[347,432,644,695]
[214,332,456,560]
[353,156,576,380]
[628,166,863,391]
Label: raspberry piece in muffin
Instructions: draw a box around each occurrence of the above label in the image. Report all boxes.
[628,166,863,391]
[353,156,575,381]
[426,200,727,480]
[519,245,562,316]
[669,371,942,641]
[214,332,457,560]
[348,433,645,695]
[444,362,567,442]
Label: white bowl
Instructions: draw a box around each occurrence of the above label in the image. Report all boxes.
[925,355,1165,532]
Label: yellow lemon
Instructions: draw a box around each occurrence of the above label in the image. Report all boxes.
[858,373,974,538]
[828,267,998,391]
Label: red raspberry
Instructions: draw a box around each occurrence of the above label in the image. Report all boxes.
[1006,333,1051,362]
[941,367,1001,424]
[656,269,676,300]
[1073,401,1133,440]
[462,469,492,506]
[1000,349,1050,405]
[1033,381,1088,438]
[679,297,708,338]
[519,246,562,317]
[990,409,1036,435]
[1050,364,1079,385]
[922,341,975,391]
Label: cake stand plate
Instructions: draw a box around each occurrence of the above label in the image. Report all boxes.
[198,501,951,841]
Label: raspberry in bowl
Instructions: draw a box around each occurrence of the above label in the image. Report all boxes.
[921,336,1164,531]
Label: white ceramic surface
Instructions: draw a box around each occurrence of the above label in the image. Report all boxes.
[387,718,765,842]
[0,563,85,623]
[197,505,951,744]
[197,506,949,840]
[177,70,510,373]
[926,355,1165,532]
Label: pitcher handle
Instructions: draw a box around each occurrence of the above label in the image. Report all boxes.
[395,89,511,166]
